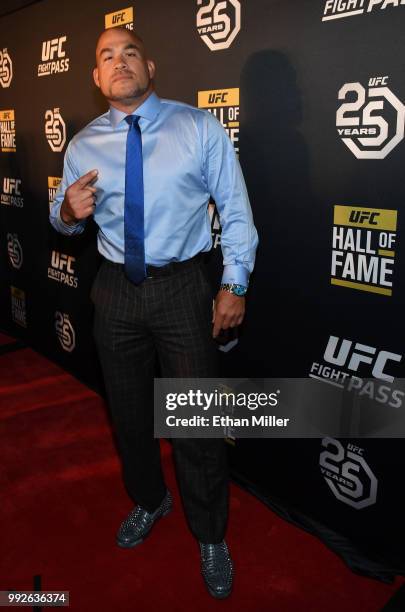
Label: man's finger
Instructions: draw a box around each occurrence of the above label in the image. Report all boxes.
[81,196,96,208]
[213,313,225,337]
[76,169,98,189]
[213,323,222,338]
[80,205,96,217]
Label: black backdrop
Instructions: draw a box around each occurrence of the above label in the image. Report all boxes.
[1,0,405,581]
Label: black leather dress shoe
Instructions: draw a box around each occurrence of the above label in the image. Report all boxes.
[199,540,234,599]
[116,490,173,548]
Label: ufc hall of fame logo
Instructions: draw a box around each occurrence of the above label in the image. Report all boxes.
[310,335,404,408]
[0,109,16,152]
[105,7,134,30]
[45,108,66,153]
[55,311,76,352]
[323,0,405,21]
[198,88,240,153]
[196,0,241,51]
[336,77,405,159]
[10,286,26,328]
[48,251,78,288]
[0,48,13,88]
[7,233,23,270]
[331,205,397,296]
[1,178,23,208]
[48,176,62,211]
[320,438,378,509]
[38,36,70,77]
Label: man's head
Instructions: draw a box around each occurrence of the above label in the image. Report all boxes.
[93,28,155,111]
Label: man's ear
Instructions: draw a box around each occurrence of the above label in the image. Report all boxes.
[147,60,156,80]
[93,67,100,88]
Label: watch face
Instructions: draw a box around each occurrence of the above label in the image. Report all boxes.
[234,285,247,296]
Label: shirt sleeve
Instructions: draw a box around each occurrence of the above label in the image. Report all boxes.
[202,110,258,287]
[49,140,87,236]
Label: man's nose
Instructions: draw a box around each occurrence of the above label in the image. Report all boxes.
[113,56,127,69]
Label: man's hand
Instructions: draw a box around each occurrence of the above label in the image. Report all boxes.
[60,169,98,225]
[212,290,245,338]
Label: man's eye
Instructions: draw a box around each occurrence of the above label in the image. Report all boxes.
[104,56,112,62]
[126,52,136,56]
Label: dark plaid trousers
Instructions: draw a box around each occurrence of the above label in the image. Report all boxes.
[90,256,229,543]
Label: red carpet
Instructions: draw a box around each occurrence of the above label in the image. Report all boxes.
[0,331,17,345]
[0,343,403,611]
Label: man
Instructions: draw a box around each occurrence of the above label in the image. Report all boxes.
[50,26,258,599]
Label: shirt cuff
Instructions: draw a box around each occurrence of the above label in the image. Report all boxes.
[56,205,85,235]
[221,264,249,287]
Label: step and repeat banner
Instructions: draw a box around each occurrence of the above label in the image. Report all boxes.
[1,0,405,580]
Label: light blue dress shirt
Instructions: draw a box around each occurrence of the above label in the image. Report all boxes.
[50,92,258,286]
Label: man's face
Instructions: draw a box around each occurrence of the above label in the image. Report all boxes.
[93,28,155,106]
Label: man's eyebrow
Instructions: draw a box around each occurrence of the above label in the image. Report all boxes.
[99,43,141,56]
[123,43,142,51]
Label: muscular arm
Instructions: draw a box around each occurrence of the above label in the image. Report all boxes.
[202,112,258,337]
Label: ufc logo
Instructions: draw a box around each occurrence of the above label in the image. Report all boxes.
[369,76,388,87]
[112,12,125,23]
[324,335,402,383]
[3,178,21,195]
[41,36,66,61]
[208,92,228,104]
[51,251,75,273]
[347,444,364,456]
[349,210,380,225]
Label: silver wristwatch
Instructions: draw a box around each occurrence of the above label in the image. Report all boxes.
[220,283,248,297]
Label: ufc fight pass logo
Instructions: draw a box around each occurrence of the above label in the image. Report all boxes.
[336,77,405,159]
[38,36,70,76]
[0,49,13,88]
[45,108,66,152]
[55,312,76,352]
[320,438,377,509]
[1,178,23,207]
[310,335,404,409]
[48,251,78,288]
[323,0,405,22]
[197,0,241,51]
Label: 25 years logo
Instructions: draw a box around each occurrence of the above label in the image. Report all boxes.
[336,76,405,159]
[55,312,75,352]
[196,0,241,51]
[320,437,378,509]
[7,233,23,270]
[45,108,66,152]
[0,48,13,88]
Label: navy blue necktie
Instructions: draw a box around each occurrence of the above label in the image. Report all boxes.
[124,114,146,285]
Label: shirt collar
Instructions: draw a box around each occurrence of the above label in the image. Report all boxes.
[109,91,161,128]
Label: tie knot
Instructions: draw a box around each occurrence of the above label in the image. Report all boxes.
[125,114,140,127]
